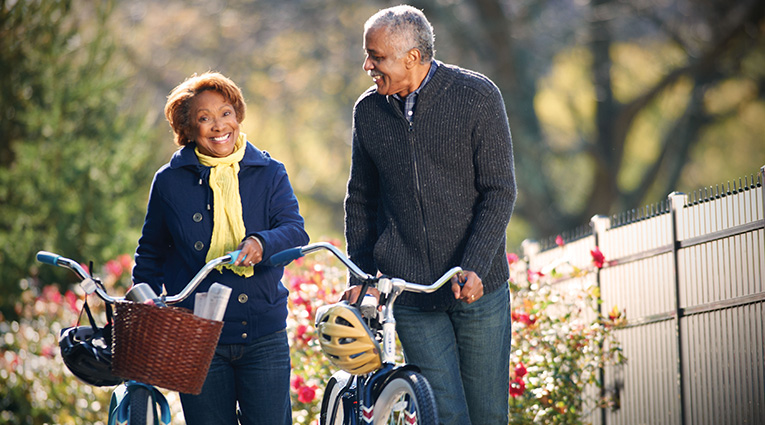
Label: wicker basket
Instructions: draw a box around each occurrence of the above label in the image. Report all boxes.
[111,301,223,395]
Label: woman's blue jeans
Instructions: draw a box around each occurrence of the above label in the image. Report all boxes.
[179,329,292,425]
[394,284,511,425]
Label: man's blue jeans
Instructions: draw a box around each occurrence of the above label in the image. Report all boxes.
[179,329,292,425]
[394,284,511,425]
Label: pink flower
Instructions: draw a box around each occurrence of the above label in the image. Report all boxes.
[506,253,519,265]
[527,269,544,282]
[289,276,303,291]
[590,247,605,269]
[41,345,55,358]
[41,285,62,303]
[509,378,526,397]
[118,254,133,271]
[555,235,564,247]
[298,384,317,404]
[105,259,123,277]
[514,362,527,378]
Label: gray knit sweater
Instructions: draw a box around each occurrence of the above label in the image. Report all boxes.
[344,62,516,310]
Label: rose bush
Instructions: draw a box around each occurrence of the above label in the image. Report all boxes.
[285,241,346,425]
[507,245,626,424]
[0,257,135,424]
[3,241,624,425]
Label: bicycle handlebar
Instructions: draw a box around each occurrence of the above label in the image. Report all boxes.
[268,242,463,294]
[36,250,242,305]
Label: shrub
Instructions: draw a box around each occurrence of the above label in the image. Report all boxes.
[507,249,626,424]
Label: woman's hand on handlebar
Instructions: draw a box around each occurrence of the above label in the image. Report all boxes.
[234,236,263,267]
[451,270,484,304]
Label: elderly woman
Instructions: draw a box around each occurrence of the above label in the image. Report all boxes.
[132,71,309,425]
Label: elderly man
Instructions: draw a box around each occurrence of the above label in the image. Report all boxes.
[343,5,516,424]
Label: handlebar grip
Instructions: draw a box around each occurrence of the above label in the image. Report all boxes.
[227,250,242,264]
[36,251,61,266]
[268,247,304,267]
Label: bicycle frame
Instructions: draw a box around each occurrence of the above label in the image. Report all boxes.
[270,242,461,424]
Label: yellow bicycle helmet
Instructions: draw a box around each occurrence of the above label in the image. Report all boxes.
[315,302,382,375]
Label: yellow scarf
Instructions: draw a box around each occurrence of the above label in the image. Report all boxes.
[196,133,253,277]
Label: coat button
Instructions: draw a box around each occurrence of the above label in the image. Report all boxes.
[238,293,248,303]
[241,321,247,326]
[194,241,205,251]
[193,213,203,222]
[241,333,248,339]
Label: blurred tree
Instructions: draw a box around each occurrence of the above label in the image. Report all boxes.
[108,0,764,249]
[109,0,379,240]
[408,0,765,237]
[0,0,158,315]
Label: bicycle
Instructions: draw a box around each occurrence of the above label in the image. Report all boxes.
[36,249,241,425]
[269,242,462,425]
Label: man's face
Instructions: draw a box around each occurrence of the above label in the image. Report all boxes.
[363,26,416,97]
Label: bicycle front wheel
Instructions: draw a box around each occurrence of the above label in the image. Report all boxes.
[320,372,351,425]
[128,385,155,425]
[373,370,438,425]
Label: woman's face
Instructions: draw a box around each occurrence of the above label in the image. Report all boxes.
[190,90,240,158]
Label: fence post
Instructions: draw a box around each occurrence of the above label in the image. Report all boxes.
[668,191,688,425]
[521,239,540,264]
[761,165,764,223]
[590,215,610,425]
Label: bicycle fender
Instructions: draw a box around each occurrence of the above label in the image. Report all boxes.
[364,364,421,405]
[108,384,129,425]
[109,382,172,425]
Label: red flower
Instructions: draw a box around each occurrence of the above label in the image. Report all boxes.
[506,253,519,265]
[590,247,605,269]
[295,324,311,344]
[555,235,564,247]
[514,362,527,378]
[509,378,526,397]
[298,384,317,404]
[64,290,79,313]
[511,310,536,326]
[291,374,305,391]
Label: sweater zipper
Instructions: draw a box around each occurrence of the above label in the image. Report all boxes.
[408,120,433,275]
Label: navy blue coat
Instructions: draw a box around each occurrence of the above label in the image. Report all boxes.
[133,142,309,344]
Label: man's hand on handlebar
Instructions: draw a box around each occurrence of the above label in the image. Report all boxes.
[451,270,484,304]
[340,285,381,304]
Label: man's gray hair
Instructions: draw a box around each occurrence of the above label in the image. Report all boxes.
[365,5,435,63]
